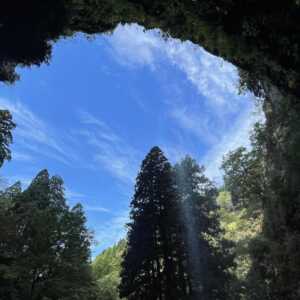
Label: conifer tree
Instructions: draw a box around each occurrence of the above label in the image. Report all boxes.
[119,147,186,300]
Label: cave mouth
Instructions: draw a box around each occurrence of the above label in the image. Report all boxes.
[1,1,300,299]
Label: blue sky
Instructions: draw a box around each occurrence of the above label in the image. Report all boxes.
[0,24,262,255]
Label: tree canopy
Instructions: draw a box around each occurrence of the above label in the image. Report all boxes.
[0,170,98,300]
[92,239,126,300]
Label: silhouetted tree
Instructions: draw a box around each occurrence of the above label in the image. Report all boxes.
[120,147,186,300]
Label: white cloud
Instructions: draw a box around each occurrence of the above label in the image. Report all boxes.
[77,111,139,184]
[107,25,161,69]
[0,98,74,165]
[161,144,188,164]
[106,24,250,112]
[79,111,121,143]
[94,209,129,253]
[1,98,139,186]
[0,99,62,152]
[65,187,110,214]
[65,188,86,200]
[170,106,219,145]
[12,152,34,162]
[6,175,33,189]
[203,105,264,184]
[85,206,110,213]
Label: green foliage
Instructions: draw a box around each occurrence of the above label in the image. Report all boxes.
[217,191,263,299]
[92,240,126,300]
[219,123,271,299]
[222,123,266,214]
[174,156,234,299]
[0,110,16,167]
[0,170,98,300]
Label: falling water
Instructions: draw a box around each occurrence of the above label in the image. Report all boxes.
[175,162,203,299]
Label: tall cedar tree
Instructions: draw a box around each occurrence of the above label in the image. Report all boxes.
[0,170,98,300]
[174,156,234,300]
[119,147,186,300]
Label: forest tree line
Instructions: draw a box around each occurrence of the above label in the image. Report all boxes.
[1,108,279,299]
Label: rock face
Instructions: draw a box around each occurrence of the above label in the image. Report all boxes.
[263,83,300,299]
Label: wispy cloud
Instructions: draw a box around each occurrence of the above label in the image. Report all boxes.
[12,151,34,162]
[203,105,264,184]
[0,98,75,166]
[106,24,250,112]
[65,188,86,200]
[94,209,129,252]
[170,106,219,145]
[1,98,139,186]
[85,206,110,213]
[161,144,190,164]
[79,111,121,143]
[0,99,62,152]
[6,174,33,189]
[77,111,139,184]
[65,187,110,214]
